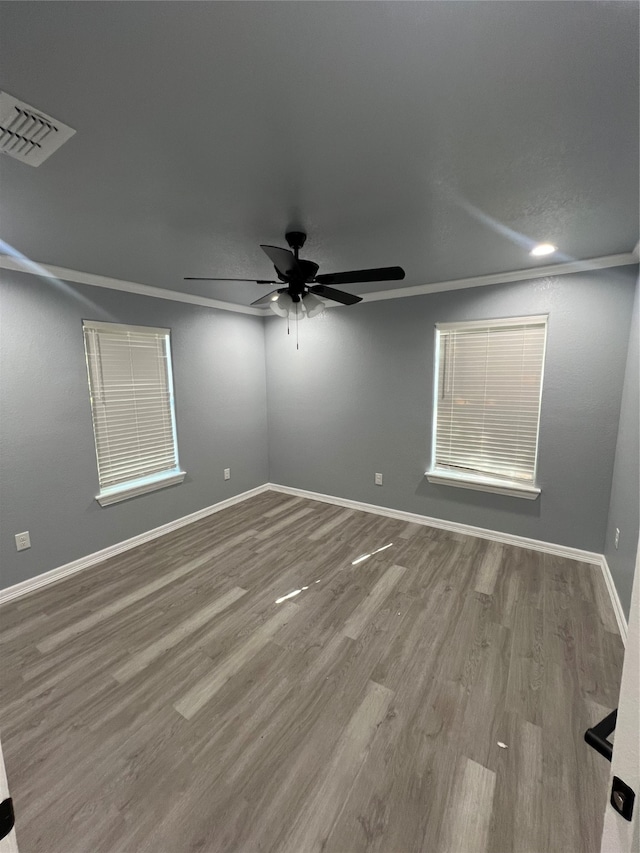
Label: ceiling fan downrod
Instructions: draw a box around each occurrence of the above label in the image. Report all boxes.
[285,231,307,260]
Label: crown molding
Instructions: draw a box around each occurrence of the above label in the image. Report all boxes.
[2,250,637,315]
[0,255,265,316]
[358,252,638,304]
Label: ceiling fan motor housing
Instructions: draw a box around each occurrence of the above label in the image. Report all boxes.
[281,232,317,294]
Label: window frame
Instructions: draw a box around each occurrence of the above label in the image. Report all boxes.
[83,320,185,506]
[426,314,548,500]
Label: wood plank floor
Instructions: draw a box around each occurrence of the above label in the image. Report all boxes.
[0,492,625,852]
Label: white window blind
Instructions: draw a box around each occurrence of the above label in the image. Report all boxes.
[432,316,547,486]
[83,321,183,505]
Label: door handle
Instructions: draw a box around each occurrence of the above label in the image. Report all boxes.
[584,708,617,762]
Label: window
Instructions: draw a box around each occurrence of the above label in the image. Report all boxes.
[83,321,185,506]
[427,315,547,499]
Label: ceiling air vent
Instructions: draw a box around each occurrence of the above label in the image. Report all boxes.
[0,91,75,166]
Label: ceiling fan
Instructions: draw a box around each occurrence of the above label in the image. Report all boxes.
[185,231,405,318]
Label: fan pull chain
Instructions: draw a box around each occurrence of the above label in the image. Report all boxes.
[296,304,299,350]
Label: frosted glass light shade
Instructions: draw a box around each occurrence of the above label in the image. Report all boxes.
[270,292,293,317]
[302,292,325,318]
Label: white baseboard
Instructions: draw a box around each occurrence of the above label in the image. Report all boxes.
[270,484,633,643]
[599,556,629,645]
[268,483,603,564]
[0,485,270,606]
[2,481,627,649]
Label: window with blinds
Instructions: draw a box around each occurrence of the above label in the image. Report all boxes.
[430,315,547,494]
[83,321,184,506]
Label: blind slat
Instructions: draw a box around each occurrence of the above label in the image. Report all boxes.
[100,460,179,484]
[434,318,546,482]
[94,443,177,462]
[84,322,180,492]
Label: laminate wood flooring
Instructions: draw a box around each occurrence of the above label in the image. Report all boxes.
[0,492,624,852]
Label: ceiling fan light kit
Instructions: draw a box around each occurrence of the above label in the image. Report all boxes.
[269,291,324,320]
[185,231,406,319]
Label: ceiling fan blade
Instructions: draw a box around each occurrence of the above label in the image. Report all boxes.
[260,245,303,278]
[184,277,278,283]
[308,284,363,305]
[314,266,405,286]
[250,289,283,306]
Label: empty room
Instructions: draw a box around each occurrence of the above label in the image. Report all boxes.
[0,2,639,852]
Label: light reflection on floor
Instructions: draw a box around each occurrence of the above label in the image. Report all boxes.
[351,542,393,566]
[274,541,395,604]
[275,579,321,604]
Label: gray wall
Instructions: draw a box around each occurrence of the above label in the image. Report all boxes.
[2,264,637,595]
[604,275,639,619]
[265,267,638,553]
[0,272,268,590]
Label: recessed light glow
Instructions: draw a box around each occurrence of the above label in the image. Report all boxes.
[530,243,557,257]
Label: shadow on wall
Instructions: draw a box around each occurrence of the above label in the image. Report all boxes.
[414,478,542,519]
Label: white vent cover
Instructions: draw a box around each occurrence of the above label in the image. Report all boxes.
[0,91,75,166]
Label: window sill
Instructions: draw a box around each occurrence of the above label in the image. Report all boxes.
[425,470,540,500]
[96,470,186,506]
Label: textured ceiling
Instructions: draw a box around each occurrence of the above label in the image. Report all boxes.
[0,1,638,306]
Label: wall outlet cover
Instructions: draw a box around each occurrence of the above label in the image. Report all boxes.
[15,531,31,551]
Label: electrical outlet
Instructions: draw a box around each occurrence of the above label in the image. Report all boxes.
[375,473,383,486]
[615,528,620,549]
[224,468,231,481]
[15,531,31,552]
